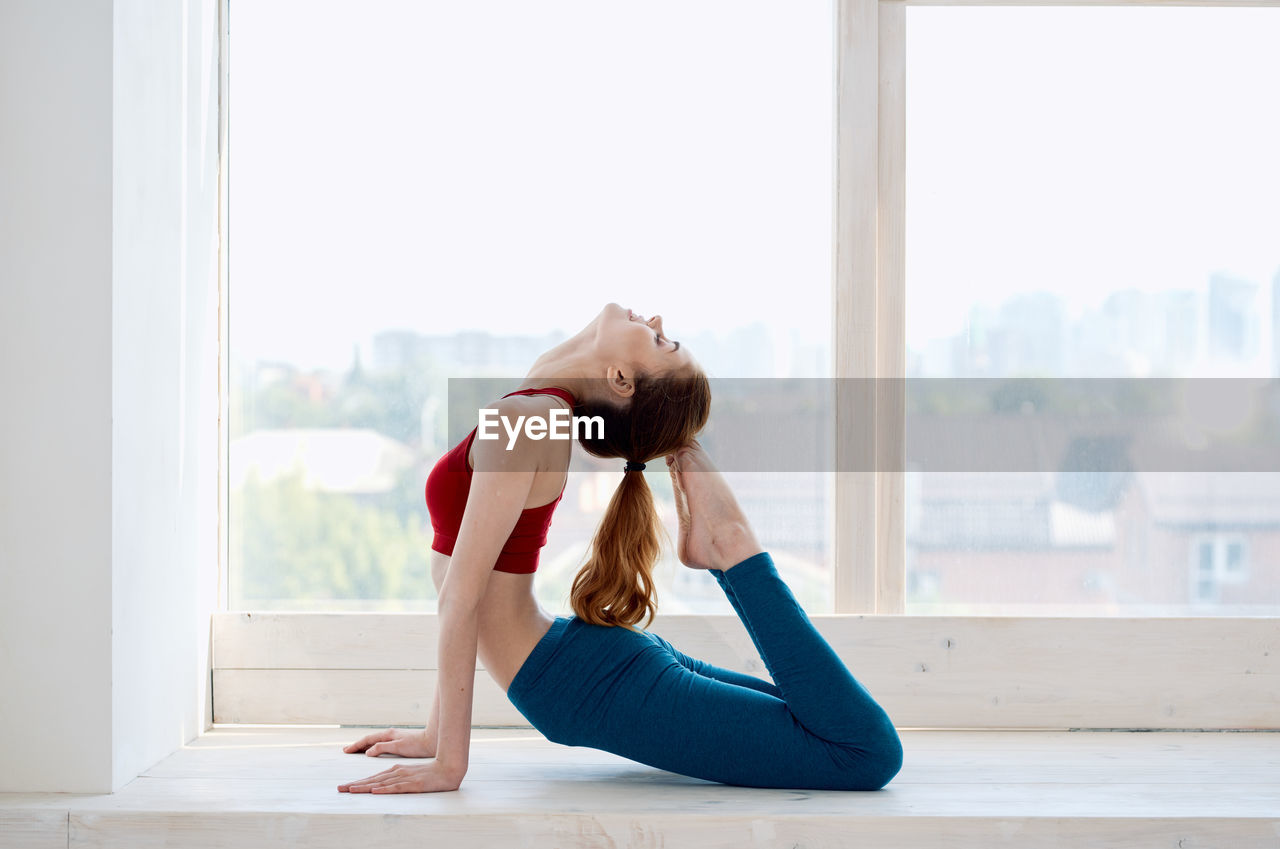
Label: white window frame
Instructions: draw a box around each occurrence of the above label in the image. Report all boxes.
[212,0,1280,731]
[1189,534,1251,604]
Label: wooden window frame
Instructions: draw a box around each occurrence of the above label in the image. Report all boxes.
[212,0,1280,731]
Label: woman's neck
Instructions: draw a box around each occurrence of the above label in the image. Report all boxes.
[516,337,597,402]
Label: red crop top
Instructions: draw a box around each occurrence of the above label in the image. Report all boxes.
[424,387,577,574]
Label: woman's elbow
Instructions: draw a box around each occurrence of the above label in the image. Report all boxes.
[437,588,483,621]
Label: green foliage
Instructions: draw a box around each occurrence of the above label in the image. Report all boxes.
[230,356,444,446]
[230,469,434,607]
[229,355,452,608]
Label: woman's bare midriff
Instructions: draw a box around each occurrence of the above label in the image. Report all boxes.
[430,550,556,694]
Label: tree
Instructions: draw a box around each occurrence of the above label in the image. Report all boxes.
[230,469,433,607]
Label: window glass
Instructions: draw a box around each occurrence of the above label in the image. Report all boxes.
[905,6,1280,614]
[1226,541,1245,573]
[229,0,834,612]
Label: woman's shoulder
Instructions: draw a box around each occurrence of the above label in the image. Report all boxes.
[499,388,574,410]
[470,393,572,470]
[489,391,572,419]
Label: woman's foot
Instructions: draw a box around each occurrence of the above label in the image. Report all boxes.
[666,441,764,572]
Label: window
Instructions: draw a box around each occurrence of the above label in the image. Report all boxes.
[222,2,1280,620]
[1190,535,1250,604]
[228,0,835,614]
[212,0,1280,731]
[903,6,1280,615]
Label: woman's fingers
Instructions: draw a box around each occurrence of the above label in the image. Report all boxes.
[370,781,416,794]
[366,739,405,756]
[344,782,392,793]
[343,728,396,753]
[337,766,401,792]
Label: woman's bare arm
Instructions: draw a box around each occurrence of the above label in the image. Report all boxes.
[425,680,440,748]
[429,401,546,777]
[338,397,547,793]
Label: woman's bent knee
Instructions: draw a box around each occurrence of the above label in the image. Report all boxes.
[832,727,903,790]
[868,731,904,789]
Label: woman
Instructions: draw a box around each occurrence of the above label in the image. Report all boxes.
[336,302,903,793]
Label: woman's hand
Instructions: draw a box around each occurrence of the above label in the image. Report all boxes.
[337,760,464,794]
[342,727,437,759]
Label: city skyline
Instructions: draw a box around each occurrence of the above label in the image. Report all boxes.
[234,266,1280,383]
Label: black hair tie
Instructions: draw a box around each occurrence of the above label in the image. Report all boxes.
[624,460,646,472]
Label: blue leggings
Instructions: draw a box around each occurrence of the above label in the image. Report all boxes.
[506,551,903,790]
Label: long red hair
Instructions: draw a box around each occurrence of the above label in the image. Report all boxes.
[569,369,712,630]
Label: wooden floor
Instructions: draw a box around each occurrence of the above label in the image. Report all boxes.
[3,726,1279,848]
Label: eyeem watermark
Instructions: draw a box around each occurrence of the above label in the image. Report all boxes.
[476,407,604,450]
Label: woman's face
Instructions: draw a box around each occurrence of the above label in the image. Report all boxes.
[593,302,695,379]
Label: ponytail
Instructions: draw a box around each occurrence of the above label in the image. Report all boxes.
[568,467,668,631]
[569,369,712,630]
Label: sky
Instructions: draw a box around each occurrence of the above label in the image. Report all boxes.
[906,6,1280,343]
[229,1,1279,372]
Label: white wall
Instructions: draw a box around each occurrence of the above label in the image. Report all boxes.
[0,0,116,794]
[0,0,220,793]
[110,0,220,792]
